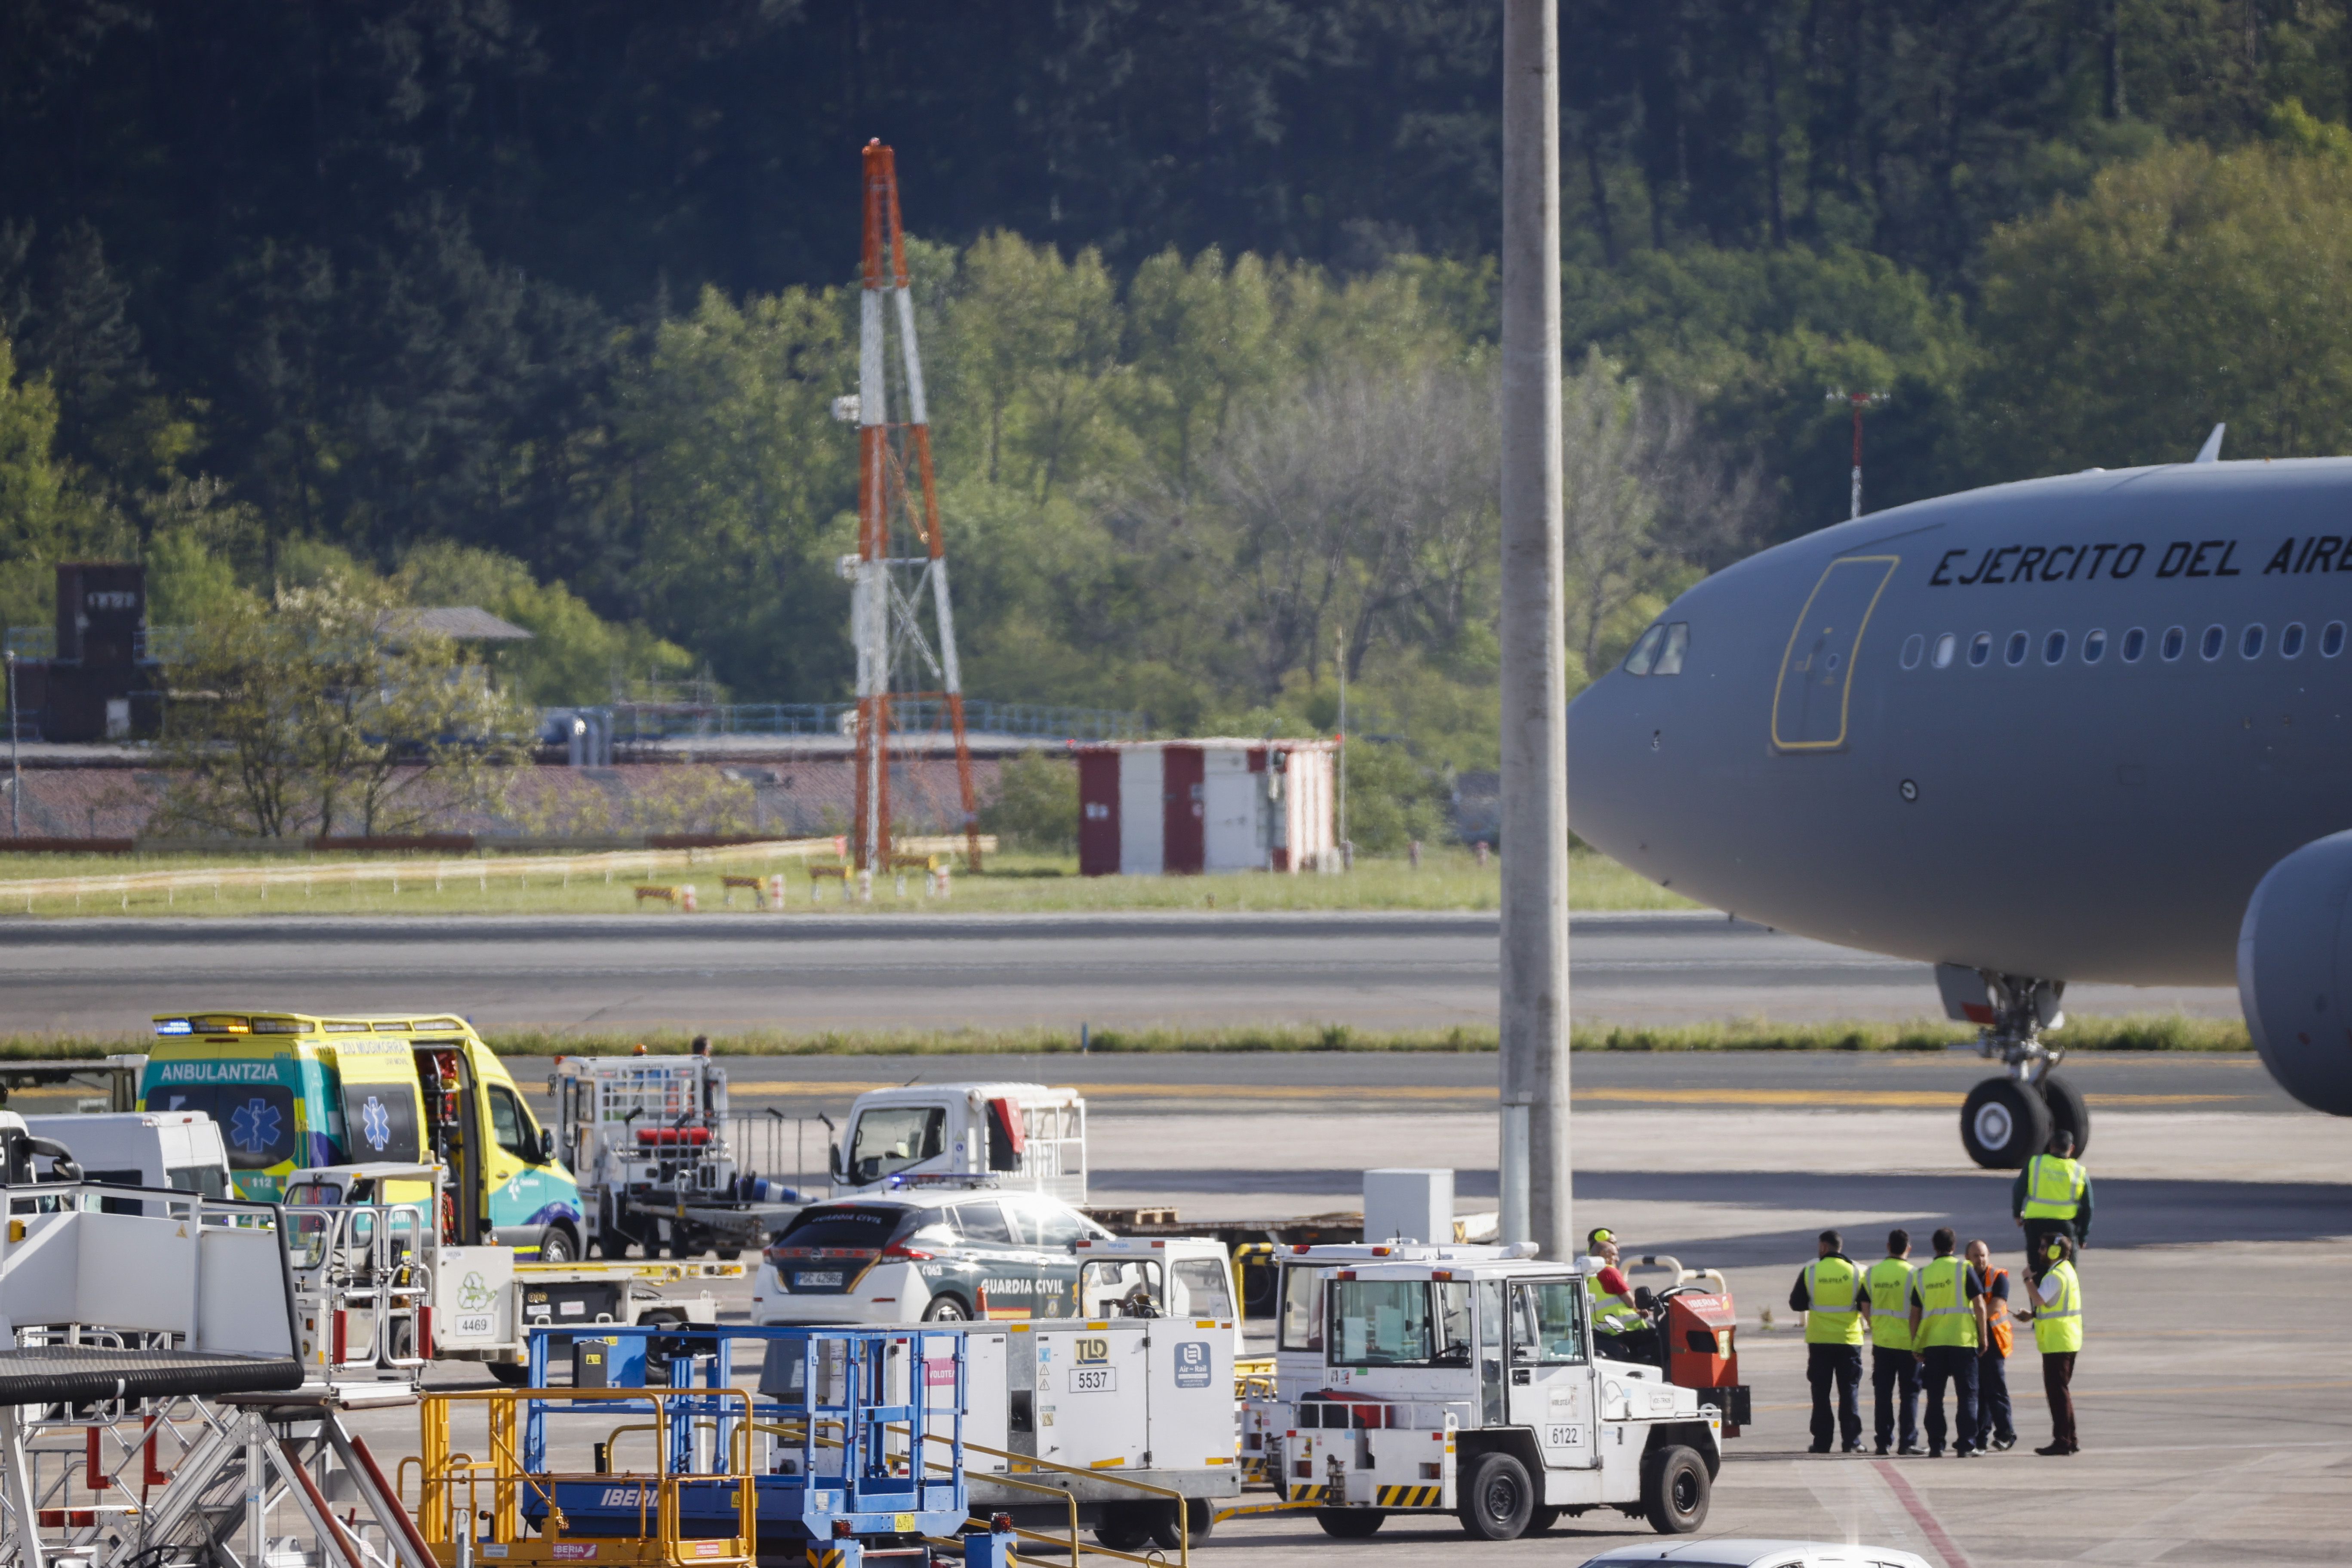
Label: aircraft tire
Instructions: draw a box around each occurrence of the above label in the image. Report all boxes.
[1960,1079,2051,1169]
[2037,1074,2091,1158]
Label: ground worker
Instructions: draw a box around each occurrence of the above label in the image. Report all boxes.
[2016,1233,2084,1455]
[1965,1237,2018,1451]
[1582,1228,1654,1362]
[1788,1229,1865,1453]
[1863,1228,1921,1455]
[1907,1226,1989,1457]
[2014,1127,2091,1276]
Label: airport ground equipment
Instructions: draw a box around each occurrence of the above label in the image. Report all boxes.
[0,1058,144,1114]
[0,1117,430,1568]
[547,1056,803,1261]
[830,1084,1085,1202]
[22,1112,229,1196]
[141,1011,585,1258]
[1249,1252,1723,1539]
[281,1162,730,1384]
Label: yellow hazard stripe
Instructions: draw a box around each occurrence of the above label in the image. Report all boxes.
[1285,1483,1327,1503]
[1373,1485,1444,1508]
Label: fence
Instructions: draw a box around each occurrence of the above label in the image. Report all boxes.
[0,834,994,911]
[579,699,1147,744]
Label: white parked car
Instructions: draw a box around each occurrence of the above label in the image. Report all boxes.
[1576,1543,1934,1568]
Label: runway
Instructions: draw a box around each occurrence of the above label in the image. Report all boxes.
[0,908,2242,1036]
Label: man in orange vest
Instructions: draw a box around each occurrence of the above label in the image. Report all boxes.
[1965,1238,2019,1452]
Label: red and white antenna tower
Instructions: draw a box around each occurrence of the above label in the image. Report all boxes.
[852,140,981,876]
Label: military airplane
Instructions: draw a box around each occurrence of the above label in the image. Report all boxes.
[1567,428,2352,1166]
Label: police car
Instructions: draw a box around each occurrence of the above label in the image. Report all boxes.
[750,1178,1238,1330]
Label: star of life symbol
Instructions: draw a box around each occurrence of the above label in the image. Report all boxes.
[361,1095,393,1152]
[229,1098,281,1155]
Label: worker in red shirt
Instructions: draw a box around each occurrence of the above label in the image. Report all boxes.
[1582,1228,1655,1363]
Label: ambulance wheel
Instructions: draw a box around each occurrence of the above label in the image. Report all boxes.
[920,1294,971,1322]
[1314,1510,1384,1539]
[537,1225,578,1264]
[1456,1451,1535,1541]
[1641,1445,1710,1535]
[2038,1073,2092,1158]
[1960,1079,2051,1169]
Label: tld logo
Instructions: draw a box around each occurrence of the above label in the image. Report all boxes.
[1074,1337,1109,1364]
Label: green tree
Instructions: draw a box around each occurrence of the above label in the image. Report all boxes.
[395,541,694,707]
[1973,139,2352,474]
[978,750,1079,854]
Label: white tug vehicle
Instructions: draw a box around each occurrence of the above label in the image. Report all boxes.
[1257,1250,1722,1541]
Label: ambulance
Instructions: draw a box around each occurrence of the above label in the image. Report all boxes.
[139,1009,588,1259]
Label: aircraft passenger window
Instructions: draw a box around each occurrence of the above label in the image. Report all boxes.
[1622,624,1666,676]
[2283,622,2307,658]
[2043,630,2067,665]
[2121,627,2146,662]
[1932,633,1956,669]
[2082,629,2107,664]
[1653,623,1690,676]
[2004,631,2029,666]
[2161,626,2186,661]
[1900,634,1924,670]
[1968,633,1992,667]
[2201,624,2226,661]
[2326,622,2347,658]
[2242,624,2266,659]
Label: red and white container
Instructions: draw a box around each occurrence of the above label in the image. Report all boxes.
[1072,739,1338,876]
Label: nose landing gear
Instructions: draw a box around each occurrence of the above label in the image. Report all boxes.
[1936,966,2092,1169]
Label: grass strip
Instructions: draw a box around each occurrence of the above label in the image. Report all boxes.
[0,1013,2251,1061]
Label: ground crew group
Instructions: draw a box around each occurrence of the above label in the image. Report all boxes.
[1788,1128,2088,1458]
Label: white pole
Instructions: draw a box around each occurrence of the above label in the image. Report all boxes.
[1499,0,1570,1259]
[1336,637,1348,864]
[7,651,18,837]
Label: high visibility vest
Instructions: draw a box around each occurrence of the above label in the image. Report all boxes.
[2021,1154,2087,1220]
[1913,1256,1977,1350]
[1803,1256,1865,1346]
[1585,1273,1644,1334]
[1976,1264,2013,1356]
[2033,1261,2084,1355]
[1864,1258,1916,1352]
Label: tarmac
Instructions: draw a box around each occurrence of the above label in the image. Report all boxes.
[329,1085,2351,1567]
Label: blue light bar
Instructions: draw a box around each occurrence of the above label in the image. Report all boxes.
[154,1019,192,1036]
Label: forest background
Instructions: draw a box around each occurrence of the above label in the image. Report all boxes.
[7,2,2352,850]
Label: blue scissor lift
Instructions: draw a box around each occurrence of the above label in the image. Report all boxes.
[516,1324,1013,1568]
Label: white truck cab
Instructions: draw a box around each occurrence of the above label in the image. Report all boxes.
[1257,1255,1721,1541]
[832,1082,1086,1203]
[23,1112,231,1198]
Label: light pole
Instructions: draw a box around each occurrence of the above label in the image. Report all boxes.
[7,650,18,837]
[1499,0,1570,1257]
[1830,389,1889,519]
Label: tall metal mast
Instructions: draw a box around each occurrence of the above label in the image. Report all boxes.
[853,140,982,878]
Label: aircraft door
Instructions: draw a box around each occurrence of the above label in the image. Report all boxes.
[1772,555,1899,751]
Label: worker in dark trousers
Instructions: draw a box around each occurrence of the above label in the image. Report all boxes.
[1965,1238,2018,1451]
[1907,1227,1989,1457]
[1862,1229,1921,1455]
[1788,1229,1865,1453]
[2017,1235,2085,1454]
[2014,1128,2091,1279]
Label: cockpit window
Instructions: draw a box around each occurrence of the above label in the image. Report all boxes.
[1652,623,1690,676]
[1622,624,1666,676]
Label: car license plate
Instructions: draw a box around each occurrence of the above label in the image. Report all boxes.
[794,1271,845,1288]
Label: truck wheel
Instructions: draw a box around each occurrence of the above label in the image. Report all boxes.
[1146,1500,1195,1550]
[1960,1078,2051,1169]
[1529,1505,1562,1534]
[537,1225,578,1264]
[486,1362,528,1387]
[1093,1506,1152,1551]
[920,1295,970,1322]
[715,1248,741,1261]
[1641,1445,1710,1535]
[1456,1451,1535,1541]
[1314,1510,1383,1539]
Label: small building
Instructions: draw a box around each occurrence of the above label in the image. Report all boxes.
[1074,738,1337,876]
